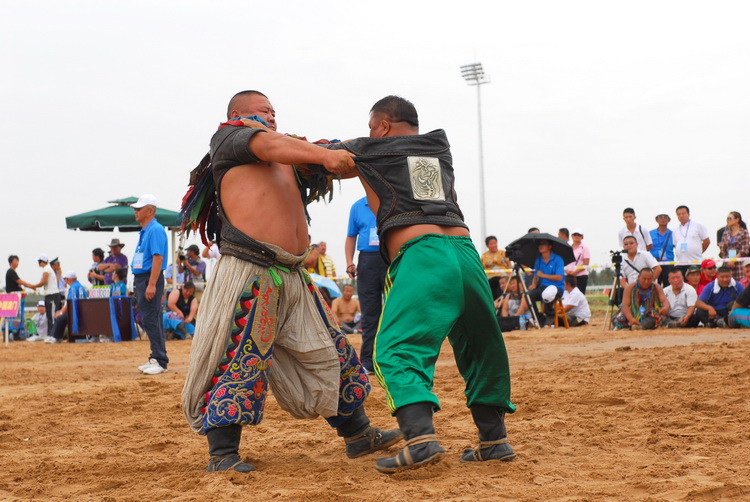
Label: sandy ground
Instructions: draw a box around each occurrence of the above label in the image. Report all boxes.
[1,319,750,501]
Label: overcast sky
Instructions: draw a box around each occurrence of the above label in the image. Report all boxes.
[2,1,749,288]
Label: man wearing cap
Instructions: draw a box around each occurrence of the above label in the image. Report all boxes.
[47,271,88,343]
[28,254,61,331]
[178,244,206,296]
[673,205,710,274]
[685,265,702,292]
[697,259,717,295]
[26,301,48,342]
[131,194,169,375]
[98,238,129,285]
[650,209,674,287]
[565,228,590,294]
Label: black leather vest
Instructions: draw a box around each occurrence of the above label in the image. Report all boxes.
[331,129,467,238]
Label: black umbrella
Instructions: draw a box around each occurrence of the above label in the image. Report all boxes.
[505,232,575,268]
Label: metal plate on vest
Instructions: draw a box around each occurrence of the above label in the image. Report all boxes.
[407,156,445,201]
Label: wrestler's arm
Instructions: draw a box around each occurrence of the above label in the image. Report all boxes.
[248,131,355,175]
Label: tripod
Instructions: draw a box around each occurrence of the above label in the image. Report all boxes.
[503,263,542,329]
[603,252,624,331]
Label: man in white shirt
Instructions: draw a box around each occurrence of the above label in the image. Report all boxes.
[663,268,699,328]
[620,236,662,286]
[673,205,710,273]
[562,276,590,326]
[28,254,61,332]
[618,208,653,252]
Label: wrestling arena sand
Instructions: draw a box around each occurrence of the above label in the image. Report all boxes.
[1,319,749,501]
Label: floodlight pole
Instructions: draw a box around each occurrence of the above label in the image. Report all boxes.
[460,62,490,243]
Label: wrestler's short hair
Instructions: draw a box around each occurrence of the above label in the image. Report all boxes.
[370,95,419,127]
[227,90,268,118]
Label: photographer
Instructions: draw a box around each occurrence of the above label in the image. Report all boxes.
[177,245,206,296]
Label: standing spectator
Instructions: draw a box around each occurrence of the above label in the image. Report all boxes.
[695,266,744,328]
[110,268,127,296]
[565,228,590,294]
[649,208,674,287]
[178,244,207,295]
[331,284,361,334]
[99,238,129,285]
[562,276,591,327]
[618,208,653,252]
[131,194,169,375]
[317,242,337,279]
[5,255,34,293]
[26,301,48,342]
[202,241,221,260]
[88,248,106,286]
[516,239,565,325]
[663,268,699,328]
[558,228,570,243]
[50,258,64,291]
[620,236,661,287]
[29,254,61,331]
[344,196,387,374]
[718,211,750,281]
[739,262,750,289]
[47,271,88,343]
[672,205,710,274]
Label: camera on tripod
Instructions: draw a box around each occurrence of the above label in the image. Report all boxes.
[505,244,522,263]
[610,250,623,266]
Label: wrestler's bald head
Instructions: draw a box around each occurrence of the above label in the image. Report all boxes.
[227,90,268,119]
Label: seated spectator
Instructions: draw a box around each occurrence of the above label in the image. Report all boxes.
[47,271,88,343]
[497,276,523,331]
[618,208,653,252]
[516,239,564,326]
[697,259,717,295]
[88,248,106,286]
[718,211,750,281]
[620,235,661,286]
[685,266,702,292]
[649,209,674,287]
[695,266,744,328]
[740,262,750,289]
[26,301,49,342]
[562,276,590,327]
[565,228,590,294]
[729,283,750,328]
[662,269,699,328]
[613,268,668,330]
[331,284,361,334]
[110,268,127,296]
[482,235,512,299]
[163,281,198,339]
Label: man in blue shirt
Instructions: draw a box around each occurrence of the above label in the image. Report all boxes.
[131,194,169,375]
[650,209,674,287]
[695,266,744,328]
[48,270,88,343]
[516,239,565,326]
[344,197,388,373]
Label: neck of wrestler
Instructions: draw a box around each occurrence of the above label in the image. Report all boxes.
[219,101,310,256]
[362,114,470,262]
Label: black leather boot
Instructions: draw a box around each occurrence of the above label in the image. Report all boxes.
[375,402,445,474]
[336,406,403,459]
[206,424,256,473]
[460,404,515,462]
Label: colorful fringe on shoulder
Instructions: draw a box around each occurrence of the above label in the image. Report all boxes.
[179,116,341,247]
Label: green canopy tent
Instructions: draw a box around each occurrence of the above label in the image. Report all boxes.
[65,197,183,284]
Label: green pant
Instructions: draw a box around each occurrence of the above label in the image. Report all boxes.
[373,234,515,414]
